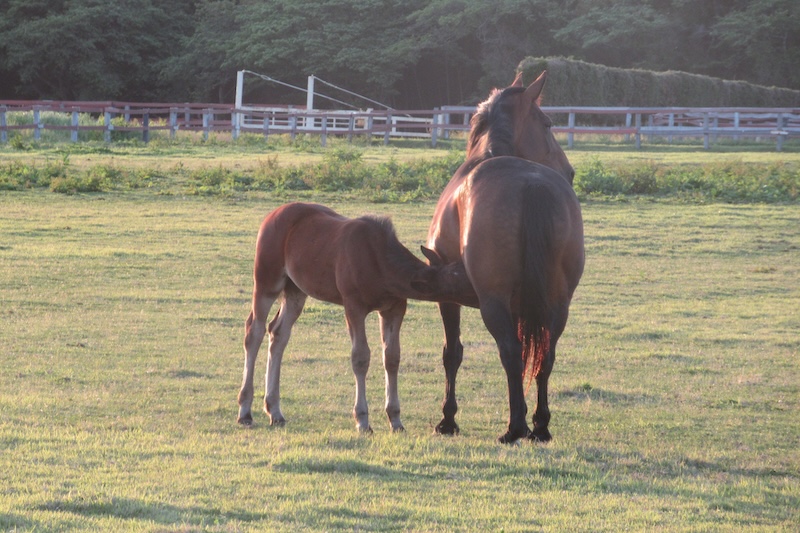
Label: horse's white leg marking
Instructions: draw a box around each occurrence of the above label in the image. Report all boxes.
[263,288,306,425]
[238,293,275,425]
[345,307,372,433]
[379,301,407,432]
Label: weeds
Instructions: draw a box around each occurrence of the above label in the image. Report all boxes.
[574,157,799,202]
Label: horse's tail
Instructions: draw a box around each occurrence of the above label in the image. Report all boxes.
[518,183,556,389]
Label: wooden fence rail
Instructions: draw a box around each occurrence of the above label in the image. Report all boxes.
[1,101,799,151]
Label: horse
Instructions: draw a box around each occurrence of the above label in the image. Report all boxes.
[237,202,471,433]
[426,71,585,443]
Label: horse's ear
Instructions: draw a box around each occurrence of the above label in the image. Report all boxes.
[525,70,547,103]
[511,71,524,87]
[420,245,443,266]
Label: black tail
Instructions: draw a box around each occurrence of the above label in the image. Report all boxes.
[518,183,556,388]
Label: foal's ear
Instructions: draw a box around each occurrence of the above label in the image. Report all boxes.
[525,70,547,103]
[420,245,443,266]
[511,71,524,88]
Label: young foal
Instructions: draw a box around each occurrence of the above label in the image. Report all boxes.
[237,202,470,433]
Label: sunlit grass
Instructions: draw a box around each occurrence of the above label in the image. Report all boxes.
[1,190,798,530]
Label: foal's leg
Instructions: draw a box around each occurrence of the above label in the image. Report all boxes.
[379,300,407,432]
[238,291,277,426]
[263,284,307,426]
[345,306,372,433]
[435,302,464,435]
[479,297,530,444]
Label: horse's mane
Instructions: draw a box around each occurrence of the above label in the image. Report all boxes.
[358,215,423,270]
[467,86,526,158]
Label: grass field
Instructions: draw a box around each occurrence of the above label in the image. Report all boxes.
[1,141,799,531]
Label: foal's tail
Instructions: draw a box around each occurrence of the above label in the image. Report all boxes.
[518,184,556,388]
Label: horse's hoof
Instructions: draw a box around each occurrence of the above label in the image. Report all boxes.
[434,420,459,435]
[528,427,552,443]
[391,425,406,433]
[269,417,286,427]
[497,426,531,444]
[237,413,253,426]
[358,425,374,435]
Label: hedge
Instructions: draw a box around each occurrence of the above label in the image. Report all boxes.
[518,57,800,107]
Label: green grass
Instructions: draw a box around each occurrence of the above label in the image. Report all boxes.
[1,178,798,530]
[2,135,799,202]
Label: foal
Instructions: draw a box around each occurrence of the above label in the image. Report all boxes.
[237,202,470,433]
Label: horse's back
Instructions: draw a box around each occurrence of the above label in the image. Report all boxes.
[460,157,584,301]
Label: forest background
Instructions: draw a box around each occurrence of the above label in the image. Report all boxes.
[1,0,799,108]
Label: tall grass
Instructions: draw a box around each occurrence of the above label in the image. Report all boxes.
[2,143,798,202]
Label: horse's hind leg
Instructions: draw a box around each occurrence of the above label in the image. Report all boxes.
[238,291,276,426]
[345,306,372,433]
[263,283,307,426]
[379,300,407,432]
[479,297,530,444]
[436,302,464,435]
[530,304,569,442]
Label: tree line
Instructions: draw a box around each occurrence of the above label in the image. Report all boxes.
[1,0,798,109]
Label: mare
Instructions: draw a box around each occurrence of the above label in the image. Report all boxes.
[237,202,470,433]
[426,71,585,443]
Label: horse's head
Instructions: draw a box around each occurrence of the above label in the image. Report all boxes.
[467,71,574,184]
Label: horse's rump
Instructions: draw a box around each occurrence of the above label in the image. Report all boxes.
[460,159,584,384]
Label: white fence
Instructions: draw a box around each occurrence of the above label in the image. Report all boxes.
[2,100,799,151]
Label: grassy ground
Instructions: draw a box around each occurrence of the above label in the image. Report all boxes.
[1,163,798,531]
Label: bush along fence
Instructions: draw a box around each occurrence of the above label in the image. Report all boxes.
[1,100,799,151]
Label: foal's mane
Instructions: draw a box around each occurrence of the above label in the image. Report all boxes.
[357,215,420,268]
[467,86,526,158]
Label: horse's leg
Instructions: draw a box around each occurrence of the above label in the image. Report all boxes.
[479,297,530,443]
[238,291,276,426]
[263,284,307,426]
[345,306,372,433]
[379,300,407,432]
[436,302,463,435]
[530,304,569,442]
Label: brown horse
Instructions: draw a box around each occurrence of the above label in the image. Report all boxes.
[427,71,585,443]
[237,202,470,433]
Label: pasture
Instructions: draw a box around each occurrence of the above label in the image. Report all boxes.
[1,143,799,531]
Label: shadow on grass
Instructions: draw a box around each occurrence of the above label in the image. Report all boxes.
[34,497,270,525]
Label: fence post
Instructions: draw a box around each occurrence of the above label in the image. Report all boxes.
[384,111,392,145]
[668,113,674,144]
[625,113,631,142]
[702,112,709,150]
[289,113,297,141]
[232,108,240,141]
[776,113,785,152]
[1,106,7,144]
[142,112,150,143]
[202,109,210,141]
[33,107,42,141]
[124,105,131,122]
[431,111,439,148]
[104,111,112,143]
[71,109,79,143]
[366,115,374,144]
[170,108,177,139]
[567,112,575,149]
[634,113,641,149]
[320,113,327,147]
[347,114,355,143]
[262,114,270,141]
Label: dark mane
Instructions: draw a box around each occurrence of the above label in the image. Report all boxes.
[358,215,423,271]
[467,86,525,158]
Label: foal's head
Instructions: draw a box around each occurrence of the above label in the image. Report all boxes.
[467,71,574,183]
